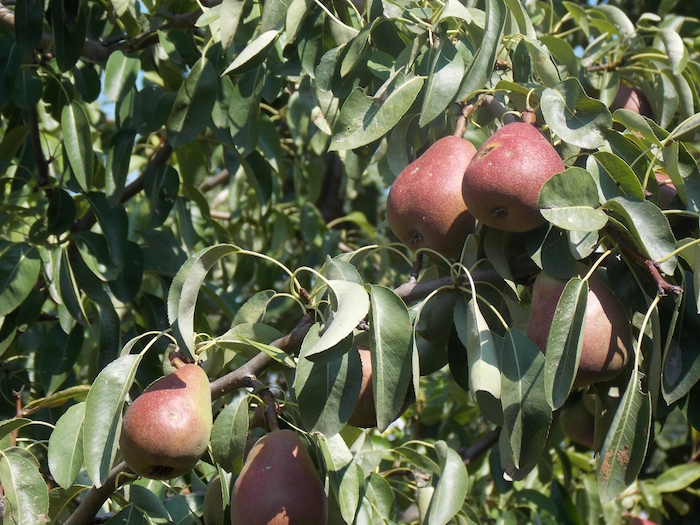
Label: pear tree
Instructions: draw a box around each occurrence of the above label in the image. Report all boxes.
[0,0,699,524]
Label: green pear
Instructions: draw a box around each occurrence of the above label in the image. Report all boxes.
[526,267,632,387]
[386,135,477,259]
[120,362,212,479]
[560,395,596,449]
[230,429,327,525]
[462,122,564,232]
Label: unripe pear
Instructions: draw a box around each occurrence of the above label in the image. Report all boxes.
[560,396,595,449]
[120,362,212,479]
[461,122,564,232]
[527,268,632,387]
[386,135,477,259]
[230,429,327,525]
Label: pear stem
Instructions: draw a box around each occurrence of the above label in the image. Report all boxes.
[170,356,187,369]
[261,389,280,432]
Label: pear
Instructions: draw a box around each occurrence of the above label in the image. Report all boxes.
[655,172,677,209]
[527,267,632,387]
[120,361,212,479]
[611,85,653,118]
[386,135,477,259]
[230,429,328,525]
[347,346,376,428]
[560,395,595,449]
[461,122,564,232]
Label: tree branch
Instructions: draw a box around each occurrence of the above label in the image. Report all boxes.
[460,428,501,466]
[64,462,133,525]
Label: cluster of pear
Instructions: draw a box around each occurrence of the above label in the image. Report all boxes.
[386,116,633,405]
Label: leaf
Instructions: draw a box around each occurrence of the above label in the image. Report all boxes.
[108,241,144,303]
[58,245,88,324]
[658,28,688,75]
[51,0,86,72]
[543,278,588,410]
[0,452,50,525]
[12,68,43,109]
[228,67,266,157]
[143,164,180,228]
[0,243,41,317]
[104,506,149,524]
[419,38,464,127]
[168,244,239,357]
[665,112,700,143]
[592,152,645,200]
[597,370,652,504]
[425,441,469,525]
[318,433,362,524]
[21,385,90,415]
[329,76,424,151]
[500,329,552,473]
[15,0,43,51]
[294,329,362,435]
[61,101,94,191]
[106,128,137,206]
[48,188,77,236]
[454,296,502,424]
[0,418,33,440]
[104,51,140,103]
[210,396,249,473]
[539,167,608,232]
[303,280,370,361]
[48,402,85,489]
[83,353,144,487]
[654,462,700,493]
[603,196,677,276]
[365,472,396,521]
[220,0,245,49]
[455,0,507,101]
[541,78,612,149]
[83,192,129,266]
[166,57,218,148]
[369,285,413,431]
[222,30,279,75]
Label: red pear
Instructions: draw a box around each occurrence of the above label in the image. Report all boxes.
[230,429,327,525]
[527,267,632,387]
[347,346,376,428]
[611,85,653,118]
[386,135,477,259]
[462,122,564,232]
[120,362,213,479]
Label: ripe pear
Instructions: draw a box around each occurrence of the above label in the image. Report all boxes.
[461,122,564,232]
[230,429,327,525]
[611,85,653,118]
[560,396,595,449]
[120,362,213,479]
[655,172,677,209]
[527,268,632,387]
[347,346,376,428]
[386,135,477,259]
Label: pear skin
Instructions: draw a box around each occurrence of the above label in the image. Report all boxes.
[347,346,376,428]
[560,396,596,449]
[230,429,328,525]
[462,122,564,232]
[611,85,653,119]
[386,135,477,259]
[120,363,213,479]
[527,267,632,387]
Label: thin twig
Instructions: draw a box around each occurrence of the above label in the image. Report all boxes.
[460,428,501,466]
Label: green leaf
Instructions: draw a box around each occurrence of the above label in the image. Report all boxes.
[0,418,33,440]
[48,188,77,236]
[0,452,50,525]
[420,37,465,127]
[318,433,362,524]
[166,57,218,148]
[658,28,688,75]
[0,125,30,177]
[143,164,180,228]
[655,462,700,493]
[168,244,239,356]
[48,402,85,489]
[592,152,645,200]
[21,384,90,415]
[104,505,149,524]
[222,30,279,76]
[455,0,507,101]
[72,232,120,282]
[83,192,129,266]
[329,76,424,151]
[500,329,552,474]
[14,0,43,51]
[108,241,144,303]
[61,101,94,191]
[369,285,412,431]
[304,280,370,361]
[51,0,86,72]
[294,329,362,435]
[220,0,245,49]
[541,78,612,149]
[597,370,652,504]
[365,472,396,521]
[664,112,700,143]
[104,51,140,103]
[58,245,88,324]
[0,243,40,317]
[106,128,137,206]
[454,296,502,424]
[603,196,677,276]
[228,67,266,157]
[539,167,608,232]
[12,68,43,109]
[425,441,469,525]
[210,396,249,473]
[543,277,588,410]
[83,353,144,487]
